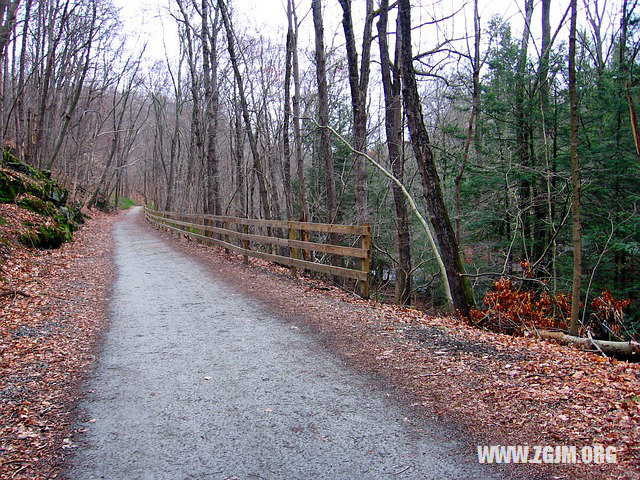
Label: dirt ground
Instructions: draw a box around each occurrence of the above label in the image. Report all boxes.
[66,207,503,480]
[2,206,638,479]
[143,209,640,480]
[0,207,118,479]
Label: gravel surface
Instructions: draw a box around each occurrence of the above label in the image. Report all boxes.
[67,207,502,480]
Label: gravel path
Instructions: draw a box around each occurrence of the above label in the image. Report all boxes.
[67,207,501,480]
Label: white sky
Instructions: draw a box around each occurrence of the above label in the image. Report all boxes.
[112,0,581,65]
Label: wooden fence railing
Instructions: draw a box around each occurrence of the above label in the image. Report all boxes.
[144,207,371,298]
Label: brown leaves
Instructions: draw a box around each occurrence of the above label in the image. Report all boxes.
[590,291,632,337]
[469,277,570,333]
[0,209,117,479]
[468,270,633,343]
[142,220,640,480]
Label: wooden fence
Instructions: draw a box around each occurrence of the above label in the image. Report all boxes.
[144,207,371,298]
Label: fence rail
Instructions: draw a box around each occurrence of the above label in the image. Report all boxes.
[145,207,371,297]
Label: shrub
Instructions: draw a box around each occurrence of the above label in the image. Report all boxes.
[469,268,631,340]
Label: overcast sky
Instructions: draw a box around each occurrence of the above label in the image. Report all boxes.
[111,0,587,64]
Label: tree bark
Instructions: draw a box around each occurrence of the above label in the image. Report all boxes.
[338,0,372,226]
[568,0,581,336]
[311,0,337,225]
[398,0,474,314]
[378,0,411,305]
[233,94,245,216]
[282,8,293,219]
[539,330,640,357]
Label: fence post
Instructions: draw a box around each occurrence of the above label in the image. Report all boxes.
[300,213,310,261]
[289,222,297,277]
[223,220,230,253]
[360,224,370,299]
[242,224,249,264]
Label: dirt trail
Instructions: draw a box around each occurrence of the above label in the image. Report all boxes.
[67,207,501,480]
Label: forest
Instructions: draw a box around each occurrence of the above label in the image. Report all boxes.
[1,0,639,344]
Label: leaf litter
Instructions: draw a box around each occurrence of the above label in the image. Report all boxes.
[0,206,117,479]
[149,218,640,480]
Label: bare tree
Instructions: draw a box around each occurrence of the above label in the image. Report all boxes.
[282,2,294,219]
[201,0,221,214]
[338,0,373,226]
[289,0,309,221]
[514,0,535,259]
[0,0,20,65]
[217,0,270,220]
[311,0,337,225]
[47,1,98,169]
[454,0,480,245]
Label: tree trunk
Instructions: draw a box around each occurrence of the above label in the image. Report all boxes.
[282,11,293,219]
[233,98,245,216]
[539,330,640,358]
[338,0,372,226]
[568,0,581,336]
[290,0,309,221]
[202,0,220,215]
[398,0,474,314]
[0,0,20,66]
[311,0,337,225]
[514,0,534,259]
[378,0,411,305]
[176,0,204,211]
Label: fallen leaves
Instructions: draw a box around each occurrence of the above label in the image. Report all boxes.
[0,208,117,480]
[153,218,640,480]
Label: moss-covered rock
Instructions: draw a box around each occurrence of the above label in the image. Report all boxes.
[57,205,85,231]
[17,194,57,216]
[18,223,72,249]
[0,168,43,203]
[1,151,68,206]
[2,148,80,249]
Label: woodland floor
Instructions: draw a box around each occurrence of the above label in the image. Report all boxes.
[145,210,640,480]
[0,205,117,479]
[0,205,639,479]
[66,208,502,480]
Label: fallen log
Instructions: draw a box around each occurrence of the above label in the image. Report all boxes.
[539,330,640,357]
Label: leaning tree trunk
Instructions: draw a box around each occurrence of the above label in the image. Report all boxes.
[398,0,474,314]
[218,0,270,220]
